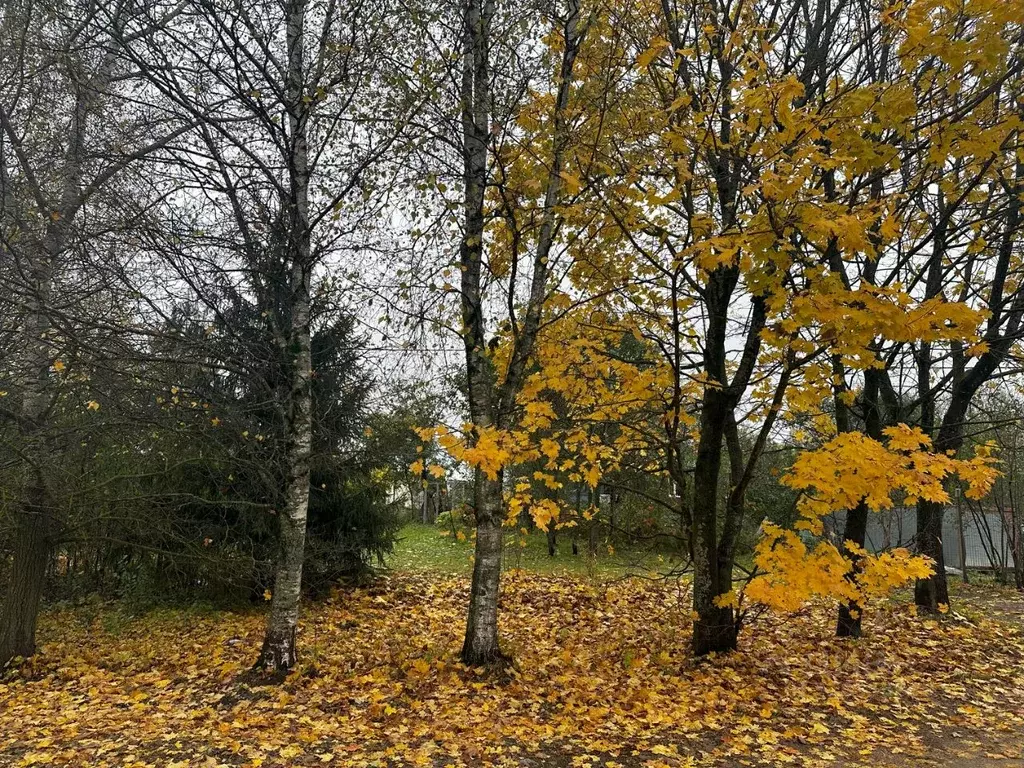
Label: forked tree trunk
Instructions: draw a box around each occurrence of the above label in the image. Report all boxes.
[461,473,508,666]
[689,254,743,657]
[255,0,313,672]
[456,0,583,668]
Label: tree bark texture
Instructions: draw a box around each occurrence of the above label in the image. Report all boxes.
[460,473,508,666]
[255,0,313,672]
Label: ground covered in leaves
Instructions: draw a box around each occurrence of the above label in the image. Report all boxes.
[1,574,1023,768]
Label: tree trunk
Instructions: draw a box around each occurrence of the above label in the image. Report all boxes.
[913,153,1023,607]
[914,498,949,611]
[957,497,969,584]
[0,241,59,667]
[546,526,556,556]
[460,473,508,666]
[455,0,582,670]
[1014,523,1023,591]
[455,0,506,668]
[0,49,92,664]
[0,486,50,665]
[0,344,53,667]
[255,0,313,672]
[835,366,882,638]
[255,300,313,671]
[691,387,736,656]
[257,375,312,672]
[690,261,739,657]
[421,471,430,523]
[836,501,869,637]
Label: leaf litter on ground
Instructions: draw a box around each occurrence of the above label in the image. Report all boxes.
[1,573,1022,767]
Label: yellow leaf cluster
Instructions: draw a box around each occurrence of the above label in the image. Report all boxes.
[746,523,934,612]
[783,426,998,526]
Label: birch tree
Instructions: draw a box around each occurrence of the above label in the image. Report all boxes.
[444,0,593,666]
[117,0,419,670]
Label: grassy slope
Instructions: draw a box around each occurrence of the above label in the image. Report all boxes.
[387,522,680,578]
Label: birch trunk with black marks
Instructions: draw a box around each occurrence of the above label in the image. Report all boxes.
[457,0,505,667]
[256,0,313,672]
[462,472,506,664]
[457,0,585,667]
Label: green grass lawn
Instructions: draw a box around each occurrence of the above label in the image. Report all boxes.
[387,521,683,579]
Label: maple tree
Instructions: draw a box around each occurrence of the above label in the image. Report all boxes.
[575,0,1022,653]
[410,0,1021,659]
[788,0,1024,620]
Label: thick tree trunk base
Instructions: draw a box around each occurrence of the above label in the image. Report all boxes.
[692,607,737,656]
[0,507,50,668]
[0,631,36,670]
[836,603,863,638]
[254,626,297,673]
[0,588,44,669]
[460,604,512,670]
[459,640,512,670]
[460,474,509,673]
[914,574,950,614]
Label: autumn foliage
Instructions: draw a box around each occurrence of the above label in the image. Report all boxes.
[416,0,1020,659]
[2,0,1024,761]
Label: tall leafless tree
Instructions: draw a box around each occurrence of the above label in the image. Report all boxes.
[0,0,186,666]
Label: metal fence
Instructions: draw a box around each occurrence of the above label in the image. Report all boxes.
[822,506,1020,572]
